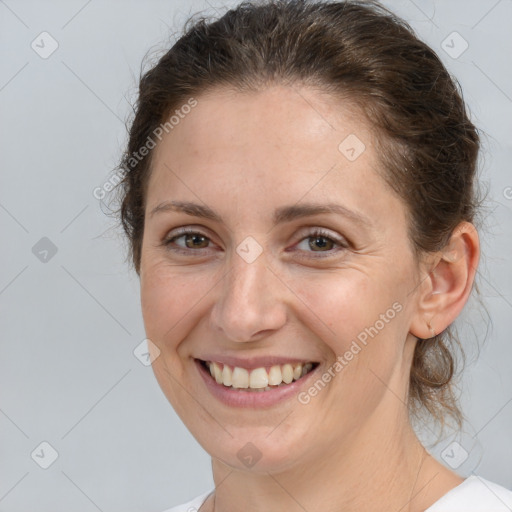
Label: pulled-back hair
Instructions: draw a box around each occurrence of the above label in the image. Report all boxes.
[114,0,481,428]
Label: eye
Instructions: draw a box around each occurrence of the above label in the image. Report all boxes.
[162,227,348,258]
[162,228,214,255]
[293,228,347,257]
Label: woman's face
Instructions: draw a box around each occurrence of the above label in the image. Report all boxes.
[140,85,424,472]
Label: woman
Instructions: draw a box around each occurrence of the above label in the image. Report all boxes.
[115,0,512,510]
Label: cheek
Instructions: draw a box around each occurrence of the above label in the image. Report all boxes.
[139,260,217,410]
[289,271,384,342]
[140,259,217,347]
[290,270,407,377]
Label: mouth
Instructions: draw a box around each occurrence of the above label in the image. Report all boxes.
[196,358,320,392]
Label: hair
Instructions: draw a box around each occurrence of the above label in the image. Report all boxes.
[113,0,482,429]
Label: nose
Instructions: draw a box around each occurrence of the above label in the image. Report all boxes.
[209,247,287,343]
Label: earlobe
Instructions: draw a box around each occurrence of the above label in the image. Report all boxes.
[409,222,480,340]
[427,322,436,338]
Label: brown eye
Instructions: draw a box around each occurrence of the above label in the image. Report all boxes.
[293,228,348,258]
[182,233,210,249]
[308,235,335,251]
[163,229,214,254]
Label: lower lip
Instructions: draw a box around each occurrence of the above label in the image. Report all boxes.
[195,359,320,408]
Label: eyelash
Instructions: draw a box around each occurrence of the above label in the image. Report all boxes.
[162,227,348,258]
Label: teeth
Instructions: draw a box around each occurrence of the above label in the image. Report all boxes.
[213,362,223,384]
[222,364,232,386]
[282,363,294,384]
[231,367,249,388]
[205,360,316,390]
[249,368,268,389]
[268,365,282,385]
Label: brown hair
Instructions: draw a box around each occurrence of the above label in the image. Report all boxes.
[113,0,481,428]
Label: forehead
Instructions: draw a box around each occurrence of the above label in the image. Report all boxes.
[153,84,369,163]
[147,84,402,228]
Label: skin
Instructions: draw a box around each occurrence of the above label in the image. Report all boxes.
[139,84,479,512]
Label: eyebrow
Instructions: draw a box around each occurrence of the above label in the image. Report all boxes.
[149,200,372,228]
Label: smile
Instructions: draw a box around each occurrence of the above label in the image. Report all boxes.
[199,360,318,391]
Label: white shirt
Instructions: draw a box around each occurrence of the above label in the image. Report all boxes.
[162,475,512,512]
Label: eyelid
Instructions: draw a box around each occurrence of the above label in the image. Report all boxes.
[294,226,346,244]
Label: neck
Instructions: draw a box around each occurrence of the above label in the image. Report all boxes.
[207,401,449,512]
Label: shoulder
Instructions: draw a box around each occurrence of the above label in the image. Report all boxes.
[426,475,512,511]
[161,490,213,512]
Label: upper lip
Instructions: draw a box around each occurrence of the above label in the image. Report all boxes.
[196,355,319,370]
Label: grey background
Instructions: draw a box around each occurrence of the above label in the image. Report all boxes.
[0,0,511,511]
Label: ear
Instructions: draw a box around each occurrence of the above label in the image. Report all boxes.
[409,221,480,339]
